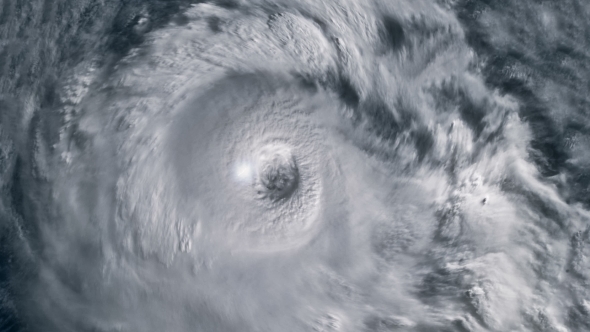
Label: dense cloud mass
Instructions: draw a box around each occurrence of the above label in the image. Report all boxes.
[1,0,590,331]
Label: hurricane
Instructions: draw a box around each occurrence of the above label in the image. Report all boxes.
[2,0,590,331]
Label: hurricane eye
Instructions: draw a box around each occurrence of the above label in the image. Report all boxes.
[254,145,299,201]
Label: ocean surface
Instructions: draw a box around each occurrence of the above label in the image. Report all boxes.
[1,0,590,331]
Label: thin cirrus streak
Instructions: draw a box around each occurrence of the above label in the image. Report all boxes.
[1,0,590,331]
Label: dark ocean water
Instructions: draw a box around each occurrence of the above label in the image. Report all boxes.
[1,0,590,331]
